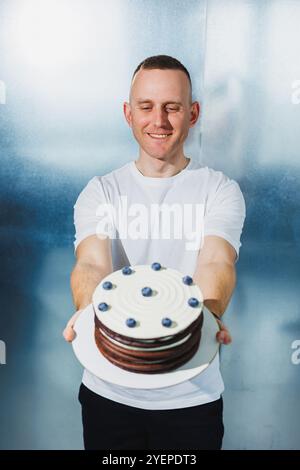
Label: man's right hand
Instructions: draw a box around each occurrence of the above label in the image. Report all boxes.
[63,309,84,342]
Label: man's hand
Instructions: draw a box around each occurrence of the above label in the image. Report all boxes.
[63,309,84,342]
[215,317,232,345]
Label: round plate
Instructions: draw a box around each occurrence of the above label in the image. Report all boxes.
[72,304,220,389]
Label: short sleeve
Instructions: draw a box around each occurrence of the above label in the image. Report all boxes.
[73,177,114,252]
[204,174,246,259]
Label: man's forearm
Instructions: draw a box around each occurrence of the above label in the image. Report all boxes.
[70,261,112,311]
[193,261,236,317]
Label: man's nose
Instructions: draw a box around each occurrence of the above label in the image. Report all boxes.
[153,107,168,127]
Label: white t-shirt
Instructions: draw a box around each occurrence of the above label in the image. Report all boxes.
[73,158,246,410]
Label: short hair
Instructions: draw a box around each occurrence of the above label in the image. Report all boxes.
[131,54,192,98]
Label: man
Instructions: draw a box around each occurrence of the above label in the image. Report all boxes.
[63,55,245,450]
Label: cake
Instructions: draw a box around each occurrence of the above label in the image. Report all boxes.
[92,263,204,374]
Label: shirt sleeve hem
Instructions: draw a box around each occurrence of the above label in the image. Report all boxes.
[203,230,241,262]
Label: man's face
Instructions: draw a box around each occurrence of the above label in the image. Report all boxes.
[124,68,199,161]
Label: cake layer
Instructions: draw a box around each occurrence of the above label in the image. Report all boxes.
[94,327,202,374]
[94,312,203,349]
[94,312,203,373]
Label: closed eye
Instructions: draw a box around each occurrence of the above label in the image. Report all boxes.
[139,106,179,112]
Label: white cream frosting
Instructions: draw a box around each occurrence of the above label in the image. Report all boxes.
[93,265,203,340]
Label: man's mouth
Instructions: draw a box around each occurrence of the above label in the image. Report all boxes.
[147,133,172,140]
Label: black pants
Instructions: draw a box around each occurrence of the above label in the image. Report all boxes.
[78,383,224,450]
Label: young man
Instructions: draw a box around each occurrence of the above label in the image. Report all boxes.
[63,55,246,450]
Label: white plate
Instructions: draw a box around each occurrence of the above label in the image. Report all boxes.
[72,304,220,389]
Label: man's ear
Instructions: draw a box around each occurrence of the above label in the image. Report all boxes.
[123,102,132,128]
[189,101,200,128]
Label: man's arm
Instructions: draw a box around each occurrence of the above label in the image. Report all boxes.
[63,234,113,342]
[193,235,237,344]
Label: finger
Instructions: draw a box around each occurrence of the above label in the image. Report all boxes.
[63,325,77,342]
[63,309,84,342]
[216,329,232,345]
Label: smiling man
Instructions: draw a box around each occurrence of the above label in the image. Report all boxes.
[63,55,246,450]
[125,65,197,176]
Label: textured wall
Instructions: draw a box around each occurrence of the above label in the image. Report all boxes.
[201,0,300,450]
[0,0,206,449]
[1,0,299,450]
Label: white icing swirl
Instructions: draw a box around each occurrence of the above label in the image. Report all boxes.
[93,265,203,340]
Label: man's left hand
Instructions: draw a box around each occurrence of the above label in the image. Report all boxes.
[215,318,232,345]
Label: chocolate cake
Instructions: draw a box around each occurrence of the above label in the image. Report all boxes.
[92,263,204,374]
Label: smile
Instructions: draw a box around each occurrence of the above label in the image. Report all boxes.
[147,133,172,140]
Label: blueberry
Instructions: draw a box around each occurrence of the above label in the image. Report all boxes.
[162,317,172,327]
[188,297,199,308]
[151,262,161,271]
[98,302,109,312]
[182,275,193,285]
[122,266,132,275]
[141,287,152,297]
[126,318,136,328]
[102,281,113,290]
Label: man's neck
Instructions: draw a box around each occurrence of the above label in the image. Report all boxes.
[135,154,190,178]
